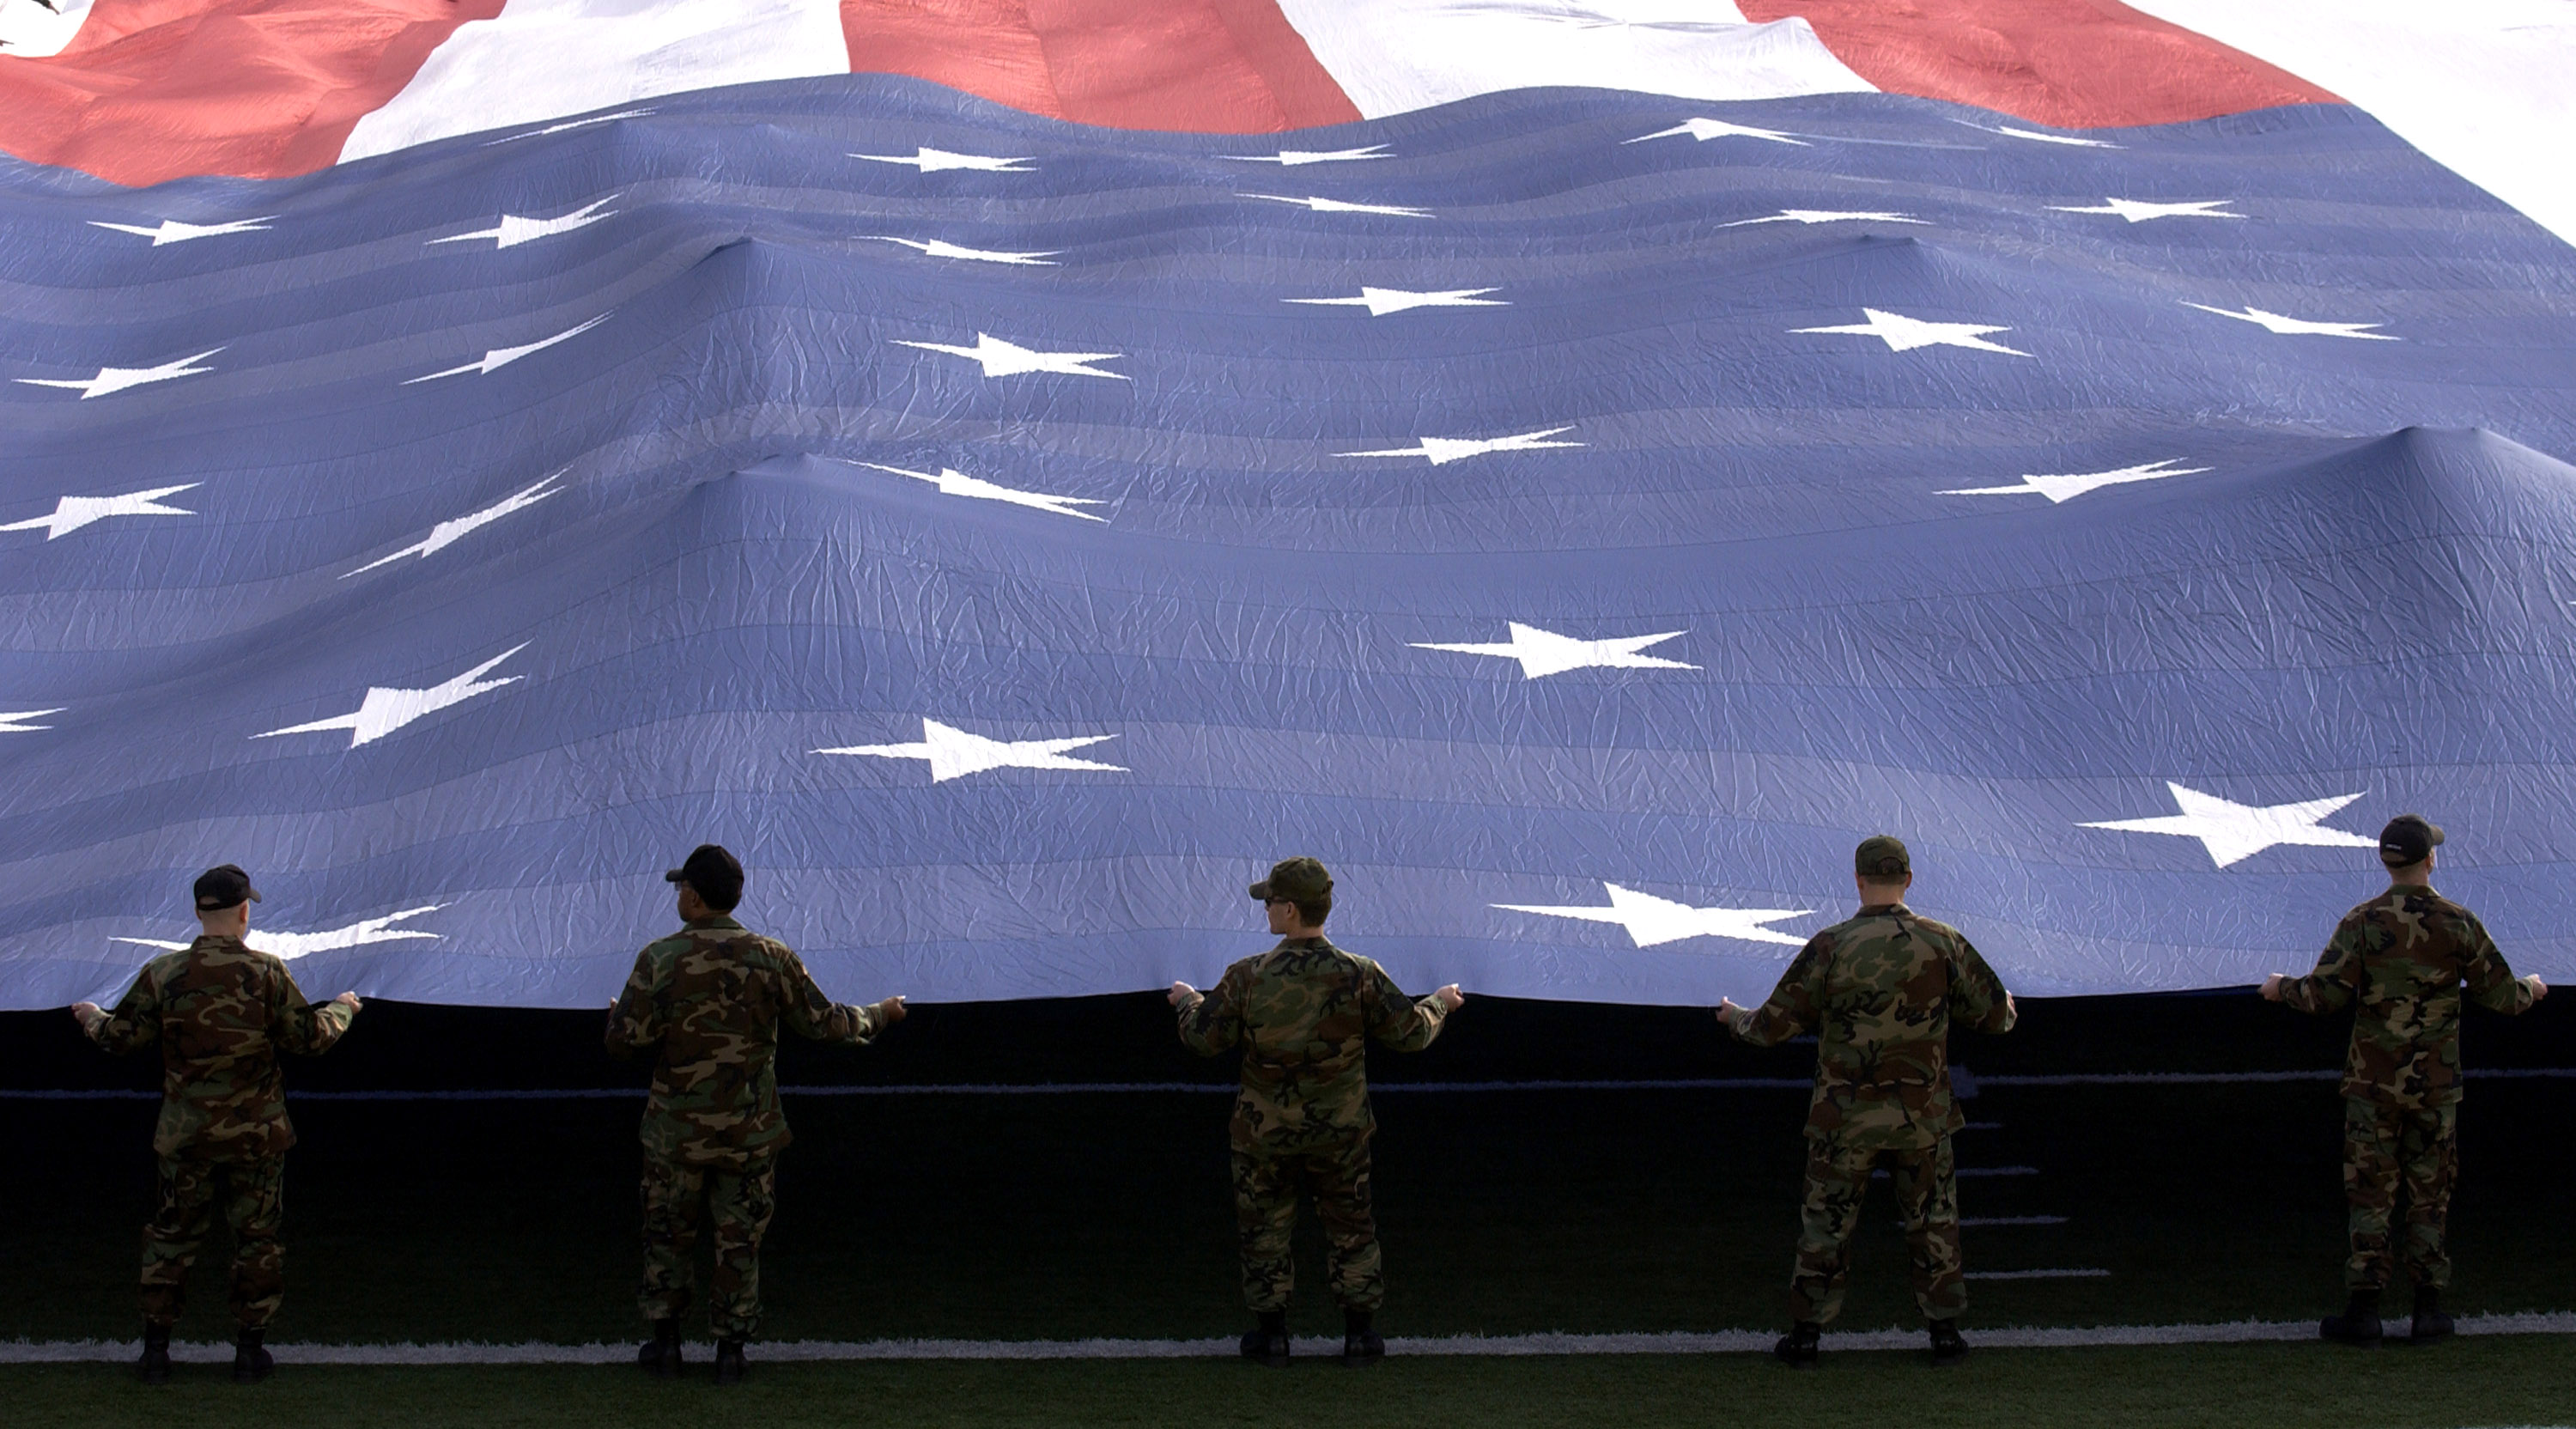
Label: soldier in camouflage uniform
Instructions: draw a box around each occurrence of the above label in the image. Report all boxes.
[1170,857,1464,1368]
[1719,836,2015,1368]
[605,843,906,1385]
[70,864,362,1385]
[2263,814,2546,1347]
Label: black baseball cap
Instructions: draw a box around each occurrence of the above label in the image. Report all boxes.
[2379,815,2445,867]
[665,844,744,907]
[1854,835,1911,879]
[192,864,261,911]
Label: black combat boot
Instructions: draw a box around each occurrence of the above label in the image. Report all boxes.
[637,1317,683,1378]
[713,1338,747,1386]
[1772,1321,1821,1368]
[137,1323,172,1385]
[231,1325,274,1384]
[2408,1286,2454,1345]
[1341,1309,1384,1368]
[1928,1318,1969,1366]
[2320,1288,2384,1347]
[1238,1309,1290,1368]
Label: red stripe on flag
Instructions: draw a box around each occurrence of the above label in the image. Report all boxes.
[840,0,1359,132]
[0,0,501,186]
[1741,0,2337,128]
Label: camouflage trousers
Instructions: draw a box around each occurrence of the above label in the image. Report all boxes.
[1790,1135,1965,1326]
[1233,1137,1382,1312]
[638,1152,778,1339]
[2343,1097,2458,1292]
[140,1153,287,1329]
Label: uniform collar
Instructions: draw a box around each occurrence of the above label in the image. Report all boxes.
[1856,902,1909,916]
[2386,882,2435,896]
[684,914,746,933]
[189,933,246,949]
[1272,935,1332,951]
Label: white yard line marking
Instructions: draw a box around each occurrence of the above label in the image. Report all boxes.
[6,1314,2569,1363]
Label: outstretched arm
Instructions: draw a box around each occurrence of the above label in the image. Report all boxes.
[2458,914,2543,1015]
[2266,919,2363,1015]
[270,972,360,1056]
[1173,967,1247,1056]
[779,947,902,1044]
[1366,965,1461,1053]
[76,970,163,1055]
[1720,937,1826,1046]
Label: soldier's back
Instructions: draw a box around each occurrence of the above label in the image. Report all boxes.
[1799,908,2009,1148]
[2324,886,2507,1104]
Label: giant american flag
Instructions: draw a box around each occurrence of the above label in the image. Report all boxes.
[3,0,2573,1010]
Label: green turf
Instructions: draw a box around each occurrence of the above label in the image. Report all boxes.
[6,1338,2573,1429]
[6,1080,2570,1346]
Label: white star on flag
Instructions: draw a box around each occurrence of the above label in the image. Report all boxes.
[2181,303,2397,340]
[1973,124,2119,148]
[855,462,1105,520]
[893,332,1128,380]
[16,348,222,399]
[1413,623,1697,679]
[868,236,1058,265]
[2049,198,2243,222]
[485,109,654,145]
[116,906,445,961]
[1219,143,1389,165]
[1722,210,1923,228]
[2080,781,2377,867]
[254,645,530,749]
[1793,308,2029,356]
[1242,194,1432,218]
[0,708,64,733]
[1286,287,1506,316]
[851,148,1034,173]
[1496,883,1813,948]
[1626,118,1806,145]
[404,314,612,383]
[344,472,566,577]
[2,483,199,539]
[1342,427,1582,466]
[816,718,1125,783]
[88,216,276,246]
[428,197,619,250]
[1940,458,2211,504]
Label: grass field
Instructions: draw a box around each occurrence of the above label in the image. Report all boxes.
[6,1338,2573,1429]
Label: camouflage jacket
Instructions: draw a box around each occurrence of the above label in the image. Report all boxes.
[605,915,887,1168]
[1726,903,2014,1151]
[2281,883,2536,1108]
[87,935,357,1160]
[1175,937,1451,1153]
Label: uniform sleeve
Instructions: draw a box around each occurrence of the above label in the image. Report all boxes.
[2457,913,2537,1017]
[1364,962,1450,1053]
[1176,964,1246,1056]
[777,947,884,1045]
[1728,935,1827,1045]
[87,965,163,1055]
[1946,934,2016,1035]
[268,965,356,1055]
[604,946,666,1058]
[2279,916,2364,1016]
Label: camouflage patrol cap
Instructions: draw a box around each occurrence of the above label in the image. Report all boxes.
[1854,835,1911,879]
[192,864,261,911]
[2378,814,2445,867]
[665,843,745,907]
[1249,856,1332,905]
